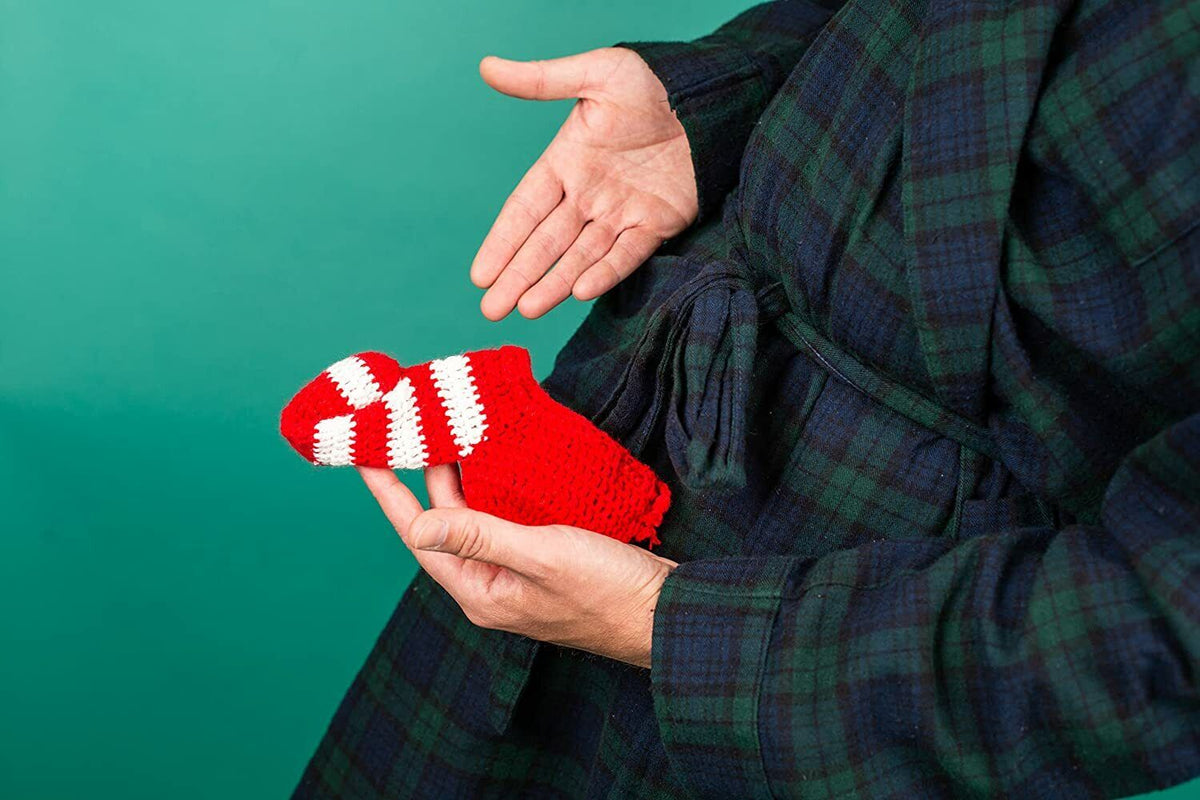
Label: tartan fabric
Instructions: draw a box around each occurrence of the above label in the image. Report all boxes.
[293,0,1200,797]
[614,0,841,222]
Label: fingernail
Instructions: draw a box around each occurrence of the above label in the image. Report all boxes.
[414,518,449,550]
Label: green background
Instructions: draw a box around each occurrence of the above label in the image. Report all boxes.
[0,1,1194,798]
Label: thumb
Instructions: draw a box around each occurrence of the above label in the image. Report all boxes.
[409,508,558,575]
[479,52,596,101]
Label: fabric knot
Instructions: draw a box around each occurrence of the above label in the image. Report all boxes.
[591,258,789,490]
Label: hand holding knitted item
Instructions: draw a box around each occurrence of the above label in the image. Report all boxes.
[280,345,670,547]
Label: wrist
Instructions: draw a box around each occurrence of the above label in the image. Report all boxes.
[626,557,677,669]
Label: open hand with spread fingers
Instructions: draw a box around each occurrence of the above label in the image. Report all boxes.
[472,47,698,321]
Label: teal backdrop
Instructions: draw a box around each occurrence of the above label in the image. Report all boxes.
[0,2,1195,798]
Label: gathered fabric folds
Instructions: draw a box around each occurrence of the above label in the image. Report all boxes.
[587,255,790,491]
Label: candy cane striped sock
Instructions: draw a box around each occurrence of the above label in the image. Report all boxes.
[279,345,670,546]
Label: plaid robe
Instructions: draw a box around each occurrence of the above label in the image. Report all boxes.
[294,0,1200,797]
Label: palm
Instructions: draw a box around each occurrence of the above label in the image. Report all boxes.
[550,85,695,229]
[471,48,698,320]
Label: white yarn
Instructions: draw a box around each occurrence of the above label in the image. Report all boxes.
[429,355,488,458]
[384,376,428,469]
[325,356,383,409]
[313,414,356,465]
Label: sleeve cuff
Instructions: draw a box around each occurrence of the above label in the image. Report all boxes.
[614,39,778,223]
[649,554,803,798]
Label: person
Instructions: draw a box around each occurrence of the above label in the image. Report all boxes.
[293,0,1200,797]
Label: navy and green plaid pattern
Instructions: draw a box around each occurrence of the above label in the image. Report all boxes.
[294,0,1200,797]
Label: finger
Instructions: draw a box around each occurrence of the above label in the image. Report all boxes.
[479,53,596,101]
[359,466,475,589]
[409,508,561,577]
[471,163,561,293]
[484,201,584,320]
[517,219,617,319]
[425,463,467,509]
[574,227,662,301]
[357,466,424,536]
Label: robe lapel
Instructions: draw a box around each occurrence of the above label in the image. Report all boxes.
[902,0,1073,422]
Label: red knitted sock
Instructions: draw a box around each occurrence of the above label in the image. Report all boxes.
[280,345,670,547]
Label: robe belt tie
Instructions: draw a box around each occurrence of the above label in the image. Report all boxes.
[591,258,790,491]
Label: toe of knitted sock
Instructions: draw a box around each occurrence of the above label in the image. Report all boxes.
[280,351,403,467]
[280,347,514,470]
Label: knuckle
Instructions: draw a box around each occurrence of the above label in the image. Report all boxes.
[596,259,622,285]
[534,62,547,97]
[462,602,495,629]
[589,218,615,241]
[490,229,520,256]
[579,239,606,264]
[457,517,489,562]
[545,267,574,294]
[506,193,539,224]
[503,261,535,286]
[532,231,559,258]
[594,224,621,251]
[525,553,558,583]
[612,238,637,264]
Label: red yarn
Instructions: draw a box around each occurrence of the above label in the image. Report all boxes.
[280,345,670,548]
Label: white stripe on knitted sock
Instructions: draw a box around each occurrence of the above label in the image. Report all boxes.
[384,377,428,469]
[313,414,356,465]
[325,356,383,409]
[429,355,487,457]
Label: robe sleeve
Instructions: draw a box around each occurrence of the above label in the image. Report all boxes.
[615,1,844,222]
[648,410,1200,798]
[644,1,1199,795]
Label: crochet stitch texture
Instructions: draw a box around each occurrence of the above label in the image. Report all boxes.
[280,345,670,547]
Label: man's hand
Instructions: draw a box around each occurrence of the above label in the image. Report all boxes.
[358,464,678,669]
[472,47,699,321]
